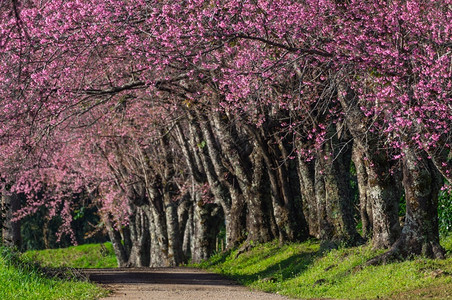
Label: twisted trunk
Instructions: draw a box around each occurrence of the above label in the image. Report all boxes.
[210,112,274,244]
[338,82,401,248]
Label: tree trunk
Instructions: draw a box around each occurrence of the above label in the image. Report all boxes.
[210,110,275,245]
[126,207,150,267]
[121,224,132,258]
[193,114,246,248]
[315,157,332,242]
[1,190,21,249]
[43,218,50,249]
[224,189,246,248]
[279,140,310,241]
[104,213,128,267]
[315,124,362,247]
[352,144,373,239]
[368,148,445,264]
[164,193,184,266]
[244,146,274,244]
[182,204,193,259]
[191,193,223,263]
[365,153,401,248]
[337,82,401,248]
[266,162,296,243]
[297,157,320,238]
[147,211,166,267]
[399,148,445,258]
[247,126,305,244]
[179,193,193,259]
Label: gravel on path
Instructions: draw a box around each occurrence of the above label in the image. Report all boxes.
[83,267,291,300]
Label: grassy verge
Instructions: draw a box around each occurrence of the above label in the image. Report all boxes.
[0,246,108,300]
[23,242,117,269]
[194,236,452,299]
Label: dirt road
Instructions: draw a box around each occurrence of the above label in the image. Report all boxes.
[83,267,290,300]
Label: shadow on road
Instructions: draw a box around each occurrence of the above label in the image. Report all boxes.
[82,267,239,286]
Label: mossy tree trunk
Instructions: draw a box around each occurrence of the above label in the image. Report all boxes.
[338,82,401,249]
[368,148,445,264]
[315,124,362,246]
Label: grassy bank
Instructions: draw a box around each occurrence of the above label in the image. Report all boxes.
[0,247,108,300]
[194,236,452,299]
[23,242,117,269]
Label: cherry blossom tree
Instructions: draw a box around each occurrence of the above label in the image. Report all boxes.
[0,0,450,264]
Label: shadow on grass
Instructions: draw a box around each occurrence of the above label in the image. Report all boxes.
[198,249,233,268]
[1,246,87,281]
[224,248,323,285]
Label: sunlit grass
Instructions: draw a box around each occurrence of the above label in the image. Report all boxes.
[0,246,108,300]
[23,242,117,269]
[194,237,452,299]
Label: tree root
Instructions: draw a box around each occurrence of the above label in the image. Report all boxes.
[366,235,446,266]
[234,241,255,259]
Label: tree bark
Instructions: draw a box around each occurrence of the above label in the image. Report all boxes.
[126,207,150,267]
[352,144,373,239]
[368,148,445,264]
[193,114,246,248]
[365,153,401,248]
[164,193,184,266]
[337,81,401,248]
[400,148,445,257]
[1,190,22,249]
[245,124,306,244]
[210,111,274,245]
[313,123,362,247]
[104,213,128,267]
[278,139,309,241]
[178,193,193,259]
[147,211,166,267]
[297,157,320,238]
[191,192,223,263]
[244,145,275,244]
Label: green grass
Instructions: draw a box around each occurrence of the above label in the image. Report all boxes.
[441,234,452,255]
[0,246,108,300]
[194,237,452,299]
[23,242,117,269]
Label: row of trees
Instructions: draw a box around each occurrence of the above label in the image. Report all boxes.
[0,0,450,266]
